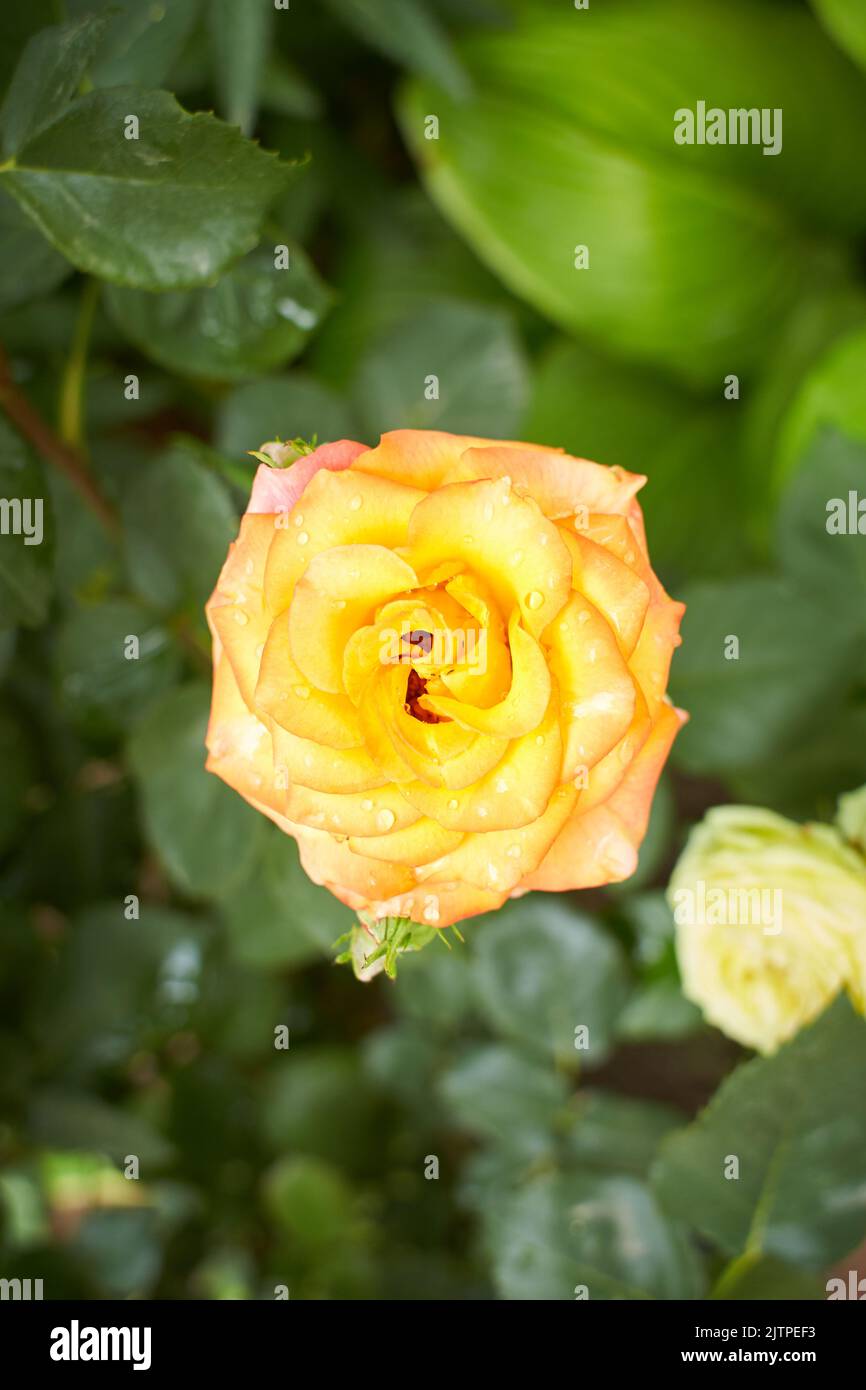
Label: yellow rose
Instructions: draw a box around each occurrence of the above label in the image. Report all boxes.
[670,805,866,1053]
[205,430,685,930]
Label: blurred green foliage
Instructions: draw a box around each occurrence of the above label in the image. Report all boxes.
[1,0,865,1301]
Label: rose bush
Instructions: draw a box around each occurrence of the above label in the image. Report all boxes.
[205,429,686,929]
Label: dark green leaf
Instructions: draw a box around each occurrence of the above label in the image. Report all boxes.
[85,0,202,90]
[0,188,70,311]
[220,828,354,969]
[653,996,866,1269]
[490,1171,704,1300]
[670,576,855,775]
[209,0,272,135]
[811,0,866,72]
[127,682,265,898]
[438,1043,569,1156]
[121,443,238,613]
[216,373,360,460]
[104,239,332,382]
[55,599,181,736]
[0,11,114,156]
[472,896,629,1063]
[352,298,529,438]
[1,89,293,290]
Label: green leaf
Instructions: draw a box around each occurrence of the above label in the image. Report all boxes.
[0,415,53,630]
[399,0,866,386]
[325,0,469,100]
[46,903,206,1068]
[489,1171,704,1300]
[811,0,866,72]
[262,1156,357,1252]
[104,239,332,382]
[525,339,751,584]
[352,299,529,439]
[438,1043,570,1156]
[209,0,273,135]
[0,4,56,93]
[216,372,360,460]
[775,325,866,493]
[472,897,629,1064]
[652,996,866,1269]
[563,1091,683,1179]
[669,576,855,775]
[84,0,202,90]
[0,187,70,311]
[1,88,293,290]
[776,430,866,628]
[127,682,265,898]
[121,442,238,614]
[220,828,354,969]
[0,11,114,156]
[728,702,866,822]
[55,599,181,737]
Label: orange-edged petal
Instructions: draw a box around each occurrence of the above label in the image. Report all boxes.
[548,594,636,779]
[455,444,646,521]
[270,721,387,795]
[348,816,463,866]
[206,648,283,816]
[565,532,650,658]
[524,701,685,891]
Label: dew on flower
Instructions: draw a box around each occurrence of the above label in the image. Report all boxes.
[233,609,249,626]
[297,531,309,545]
[447,798,459,811]
[510,549,524,566]
[483,501,494,522]
[495,778,508,793]
[376,808,396,831]
[294,685,311,699]
[293,513,304,527]
[361,798,373,811]
[350,495,363,511]
[577,609,590,624]
[477,805,488,818]
[422,895,440,923]
[526,590,544,610]
[506,844,521,859]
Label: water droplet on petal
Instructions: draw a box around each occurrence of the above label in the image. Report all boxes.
[477,805,488,818]
[422,895,440,923]
[294,685,310,700]
[447,798,459,811]
[234,610,249,626]
[495,778,508,794]
[244,559,255,576]
[361,798,373,811]
[483,501,494,523]
[526,590,544,611]
[578,610,590,625]
[507,844,521,859]
[293,513,304,527]
[376,808,395,832]
[538,532,549,547]
[350,495,363,511]
[297,531,309,546]
[510,550,524,567]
